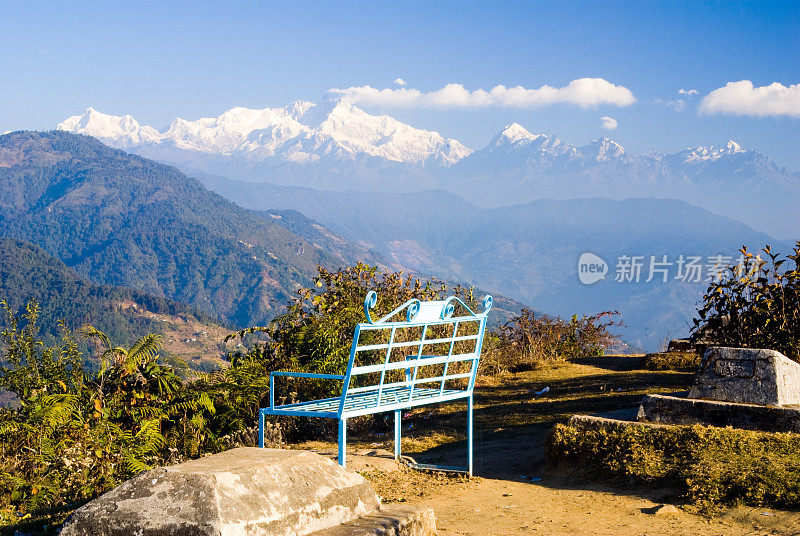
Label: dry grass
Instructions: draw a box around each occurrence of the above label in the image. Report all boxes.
[289,355,693,471]
[360,468,471,504]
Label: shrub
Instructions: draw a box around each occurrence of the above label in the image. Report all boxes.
[640,352,701,372]
[226,263,478,399]
[486,309,622,371]
[693,242,800,359]
[0,300,269,526]
[547,419,800,511]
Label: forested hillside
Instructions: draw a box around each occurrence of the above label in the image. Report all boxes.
[0,237,230,359]
[0,131,384,327]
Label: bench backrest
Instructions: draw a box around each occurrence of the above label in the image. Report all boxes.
[338,292,493,415]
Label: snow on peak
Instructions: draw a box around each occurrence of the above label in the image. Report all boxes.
[482,125,583,163]
[726,140,744,153]
[681,140,749,163]
[499,123,539,143]
[488,123,546,149]
[310,100,471,165]
[582,137,626,161]
[161,104,309,153]
[57,101,471,166]
[56,105,757,173]
[57,108,161,148]
[286,100,316,120]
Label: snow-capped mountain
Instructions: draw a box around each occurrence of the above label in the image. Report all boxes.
[487,123,580,159]
[457,123,791,185]
[57,101,471,169]
[678,140,746,163]
[489,123,543,146]
[57,108,163,149]
[471,123,627,169]
[450,127,799,237]
[581,137,626,162]
[56,104,779,182]
[56,104,799,237]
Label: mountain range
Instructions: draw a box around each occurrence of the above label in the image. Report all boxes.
[0,131,521,353]
[58,102,800,238]
[57,102,470,165]
[0,131,385,328]
[36,101,800,349]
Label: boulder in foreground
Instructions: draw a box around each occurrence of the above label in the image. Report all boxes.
[60,447,381,536]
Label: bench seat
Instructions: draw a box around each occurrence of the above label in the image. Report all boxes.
[265,387,469,418]
[259,292,492,475]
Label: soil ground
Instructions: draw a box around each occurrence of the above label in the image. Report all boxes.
[294,356,800,536]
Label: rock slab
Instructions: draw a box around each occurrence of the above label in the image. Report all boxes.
[688,347,800,406]
[60,447,381,536]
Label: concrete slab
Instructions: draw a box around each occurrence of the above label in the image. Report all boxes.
[309,506,436,536]
[568,414,668,430]
[638,393,800,433]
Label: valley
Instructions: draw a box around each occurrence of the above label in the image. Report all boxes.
[0,236,232,370]
[198,176,783,350]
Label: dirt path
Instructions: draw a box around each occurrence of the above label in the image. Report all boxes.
[295,357,800,535]
[413,476,800,536]
[312,447,800,536]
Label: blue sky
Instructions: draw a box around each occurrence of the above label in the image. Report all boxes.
[2,1,799,167]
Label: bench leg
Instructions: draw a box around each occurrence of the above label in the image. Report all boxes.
[468,395,473,477]
[394,409,402,460]
[258,411,265,448]
[338,418,347,468]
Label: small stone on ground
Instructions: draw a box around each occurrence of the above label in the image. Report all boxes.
[653,504,681,516]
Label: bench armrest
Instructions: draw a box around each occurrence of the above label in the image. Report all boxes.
[269,371,346,408]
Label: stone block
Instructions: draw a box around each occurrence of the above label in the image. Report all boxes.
[688,347,800,406]
[309,506,436,536]
[60,447,381,536]
[666,339,693,353]
[638,393,800,433]
[566,414,665,430]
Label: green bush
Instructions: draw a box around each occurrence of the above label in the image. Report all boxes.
[693,242,800,359]
[226,263,478,400]
[0,301,270,527]
[547,420,800,511]
[485,309,622,372]
[640,352,700,372]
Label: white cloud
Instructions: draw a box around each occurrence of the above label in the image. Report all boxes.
[600,116,618,130]
[678,88,698,96]
[328,78,636,109]
[699,80,800,118]
[668,99,686,112]
[393,78,406,86]
[654,98,686,112]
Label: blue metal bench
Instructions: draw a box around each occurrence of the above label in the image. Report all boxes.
[258,291,493,475]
